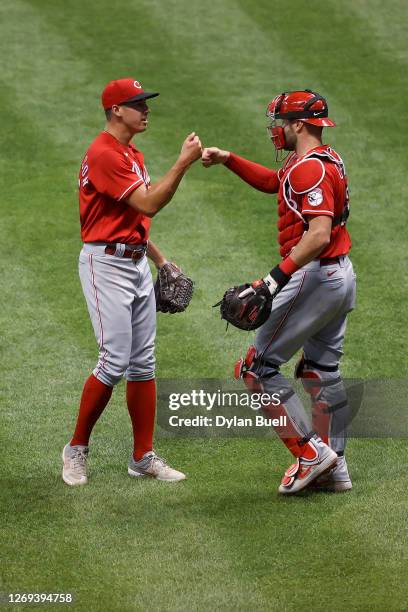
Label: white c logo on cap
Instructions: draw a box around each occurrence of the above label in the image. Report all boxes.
[134,80,142,89]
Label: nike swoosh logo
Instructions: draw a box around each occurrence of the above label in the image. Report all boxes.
[313,112,321,116]
[327,271,336,277]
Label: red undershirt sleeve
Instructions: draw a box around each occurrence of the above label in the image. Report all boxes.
[224,152,280,194]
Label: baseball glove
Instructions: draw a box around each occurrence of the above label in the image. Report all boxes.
[214,282,272,331]
[154,262,194,314]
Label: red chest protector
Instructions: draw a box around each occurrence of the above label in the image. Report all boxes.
[277,148,350,258]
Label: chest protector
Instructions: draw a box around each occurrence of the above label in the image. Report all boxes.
[277,148,350,257]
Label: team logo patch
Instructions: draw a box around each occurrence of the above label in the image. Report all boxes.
[134,80,142,89]
[307,188,323,206]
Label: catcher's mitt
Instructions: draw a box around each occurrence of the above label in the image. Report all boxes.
[154,262,194,314]
[214,282,272,331]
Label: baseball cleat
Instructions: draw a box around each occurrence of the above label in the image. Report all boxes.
[310,455,352,492]
[278,444,337,495]
[62,443,89,486]
[128,451,186,482]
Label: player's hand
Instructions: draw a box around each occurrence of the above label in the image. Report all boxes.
[201,147,230,167]
[179,132,203,165]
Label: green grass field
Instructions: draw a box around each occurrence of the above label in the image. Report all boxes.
[1,0,407,610]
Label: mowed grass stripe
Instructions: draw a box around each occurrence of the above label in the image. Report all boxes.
[3,0,408,371]
[143,0,408,376]
[0,4,274,609]
[0,0,288,380]
[1,2,407,611]
[0,3,279,610]
[1,437,407,610]
[239,0,408,377]
[203,438,408,610]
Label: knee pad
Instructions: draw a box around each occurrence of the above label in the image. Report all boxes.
[295,354,340,402]
[234,345,281,393]
[234,345,265,392]
[235,345,280,381]
[234,345,257,379]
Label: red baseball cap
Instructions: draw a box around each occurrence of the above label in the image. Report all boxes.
[101,78,159,110]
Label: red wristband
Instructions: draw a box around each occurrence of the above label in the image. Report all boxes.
[279,256,300,277]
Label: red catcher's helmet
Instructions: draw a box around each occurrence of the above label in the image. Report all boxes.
[266,89,336,156]
[266,89,336,128]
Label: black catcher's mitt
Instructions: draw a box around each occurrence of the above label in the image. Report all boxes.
[214,282,272,331]
[154,262,194,314]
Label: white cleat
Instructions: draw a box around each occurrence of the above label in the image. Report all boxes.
[128,451,186,482]
[311,455,352,492]
[278,443,338,495]
[62,443,89,486]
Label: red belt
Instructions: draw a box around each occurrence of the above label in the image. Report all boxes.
[319,257,340,266]
[105,243,147,261]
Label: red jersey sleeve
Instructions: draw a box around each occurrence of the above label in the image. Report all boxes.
[91,149,145,202]
[300,174,335,218]
[225,153,279,193]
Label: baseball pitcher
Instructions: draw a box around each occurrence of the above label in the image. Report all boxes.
[62,78,201,486]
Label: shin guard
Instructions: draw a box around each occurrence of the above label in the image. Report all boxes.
[239,349,320,462]
[295,355,348,455]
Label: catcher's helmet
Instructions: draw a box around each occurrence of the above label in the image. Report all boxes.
[266,89,336,153]
[267,89,336,127]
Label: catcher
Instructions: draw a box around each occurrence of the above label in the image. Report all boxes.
[203,89,356,495]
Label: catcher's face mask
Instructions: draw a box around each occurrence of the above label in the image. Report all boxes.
[266,94,291,161]
[266,116,290,162]
[266,117,287,150]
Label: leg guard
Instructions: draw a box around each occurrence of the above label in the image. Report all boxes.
[295,355,348,455]
[237,346,321,461]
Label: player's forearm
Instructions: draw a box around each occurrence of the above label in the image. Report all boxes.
[261,218,332,294]
[225,153,279,194]
[288,227,331,267]
[147,158,193,213]
[147,241,168,268]
[127,158,192,217]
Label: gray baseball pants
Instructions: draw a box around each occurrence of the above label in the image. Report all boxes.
[79,243,156,387]
[250,255,356,455]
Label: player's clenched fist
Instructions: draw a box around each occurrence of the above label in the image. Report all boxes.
[201,147,230,167]
[179,132,203,165]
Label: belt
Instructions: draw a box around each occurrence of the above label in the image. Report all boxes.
[319,257,340,266]
[105,242,147,261]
